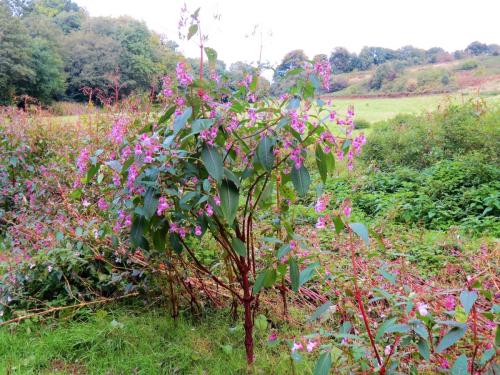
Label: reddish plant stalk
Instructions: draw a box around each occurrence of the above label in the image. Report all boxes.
[349,231,383,371]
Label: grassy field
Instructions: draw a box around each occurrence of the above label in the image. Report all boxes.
[327,92,500,123]
[0,307,313,374]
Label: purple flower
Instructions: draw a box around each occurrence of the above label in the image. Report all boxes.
[176,62,193,86]
[444,295,455,310]
[97,198,108,210]
[194,225,202,236]
[157,196,170,216]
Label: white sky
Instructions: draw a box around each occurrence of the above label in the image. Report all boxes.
[74,0,500,67]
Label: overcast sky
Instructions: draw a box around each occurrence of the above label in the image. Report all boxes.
[74,0,500,67]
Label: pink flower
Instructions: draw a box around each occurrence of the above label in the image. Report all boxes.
[76,148,90,174]
[176,62,193,86]
[206,204,213,217]
[157,197,170,216]
[314,196,328,213]
[291,341,303,353]
[316,216,326,229]
[97,198,108,210]
[268,332,278,342]
[109,117,128,144]
[214,195,221,206]
[343,205,351,218]
[384,345,391,356]
[417,302,429,316]
[444,295,455,311]
[194,225,202,236]
[306,340,317,352]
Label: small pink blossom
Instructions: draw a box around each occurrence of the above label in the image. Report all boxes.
[97,198,108,210]
[306,340,317,352]
[291,341,303,353]
[194,225,202,236]
[417,302,429,316]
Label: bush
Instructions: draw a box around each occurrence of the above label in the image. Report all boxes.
[362,100,500,169]
[353,118,370,129]
[456,60,479,71]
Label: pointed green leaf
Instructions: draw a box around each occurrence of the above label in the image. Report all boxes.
[436,324,467,353]
[143,187,158,220]
[204,47,218,67]
[460,290,478,315]
[232,237,246,257]
[201,144,224,183]
[219,179,239,224]
[291,164,311,196]
[173,107,192,135]
[257,136,275,171]
[451,354,469,375]
[313,351,332,375]
[309,301,333,322]
[187,24,198,40]
[277,244,292,259]
[315,144,334,183]
[417,338,430,361]
[299,262,319,287]
[349,223,370,248]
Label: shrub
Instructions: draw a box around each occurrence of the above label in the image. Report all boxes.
[362,99,499,169]
[354,118,371,129]
[456,60,479,71]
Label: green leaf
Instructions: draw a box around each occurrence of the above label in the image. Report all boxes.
[169,232,183,254]
[315,145,334,183]
[291,164,311,196]
[219,179,239,224]
[158,106,176,125]
[451,354,469,375]
[309,301,333,322]
[257,136,275,171]
[253,269,276,293]
[173,107,192,135]
[313,352,332,375]
[131,215,149,249]
[204,47,218,67]
[189,118,215,136]
[299,262,319,287]
[375,317,397,340]
[385,323,410,334]
[416,338,430,361]
[232,237,246,257]
[187,24,198,40]
[436,324,467,353]
[496,324,500,347]
[201,144,224,183]
[290,257,299,292]
[143,187,158,220]
[253,271,267,294]
[332,216,344,234]
[255,314,268,331]
[460,290,478,315]
[152,225,167,251]
[277,244,291,259]
[349,223,370,248]
[480,348,495,366]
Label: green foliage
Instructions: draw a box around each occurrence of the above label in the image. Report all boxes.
[362,101,500,169]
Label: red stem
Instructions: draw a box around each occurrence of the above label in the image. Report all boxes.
[349,231,383,370]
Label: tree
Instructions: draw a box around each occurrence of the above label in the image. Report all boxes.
[329,47,357,73]
[271,50,308,95]
[0,4,35,103]
[465,41,489,56]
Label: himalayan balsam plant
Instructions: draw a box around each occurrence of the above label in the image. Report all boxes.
[77,8,367,366]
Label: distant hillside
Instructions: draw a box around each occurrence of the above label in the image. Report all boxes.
[329,56,500,97]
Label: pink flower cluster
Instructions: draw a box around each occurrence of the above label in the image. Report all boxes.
[176,62,193,86]
[76,148,90,174]
[109,117,128,145]
[200,125,219,145]
[161,76,173,98]
[157,196,171,216]
[314,59,332,90]
[289,110,305,134]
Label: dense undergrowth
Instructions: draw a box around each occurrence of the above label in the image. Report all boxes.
[0,83,498,373]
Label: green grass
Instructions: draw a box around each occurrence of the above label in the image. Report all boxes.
[0,307,313,375]
[328,93,500,123]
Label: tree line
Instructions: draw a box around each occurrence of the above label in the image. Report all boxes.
[1,0,498,104]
